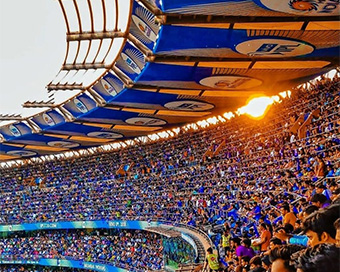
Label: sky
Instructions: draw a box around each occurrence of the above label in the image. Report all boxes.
[0,0,68,122]
[0,0,132,126]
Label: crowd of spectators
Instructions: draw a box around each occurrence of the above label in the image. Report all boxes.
[0,229,163,271]
[210,203,340,272]
[0,71,339,271]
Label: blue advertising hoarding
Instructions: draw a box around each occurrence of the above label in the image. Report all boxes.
[0,220,161,233]
[0,258,128,272]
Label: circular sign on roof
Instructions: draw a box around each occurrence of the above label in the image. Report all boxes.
[235,38,314,58]
[74,98,89,114]
[132,15,157,42]
[47,141,80,148]
[256,0,339,16]
[7,150,37,157]
[100,79,117,96]
[125,117,166,126]
[87,131,123,139]
[164,100,215,111]
[200,75,262,90]
[9,125,21,137]
[121,53,142,74]
[43,113,56,126]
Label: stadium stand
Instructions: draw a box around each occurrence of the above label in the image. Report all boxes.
[1,0,340,269]
[0,71,339,271]
[0,74,339,224]
[0,229,164,271]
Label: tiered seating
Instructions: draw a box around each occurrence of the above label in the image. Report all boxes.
[0,229,163,272]
[0,72,339,272]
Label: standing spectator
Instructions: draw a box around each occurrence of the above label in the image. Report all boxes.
[314,156,326,178]
[203,247,221,272]
[253,224,271,253]
[221,227,231,256]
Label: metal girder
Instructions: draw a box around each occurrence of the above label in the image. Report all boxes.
[0,114,23,121]
[86,88,107,107]
[57,106,76,122]
[127,33,154,57]
[47,84,85,91]
[67,31,125,41]
[25,119,41,133]
[62,63,111,70]
[162,14,340,25]
[136,0,162,15]
[22,100,55,108]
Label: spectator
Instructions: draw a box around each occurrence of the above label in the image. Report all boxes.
[221,228,231,255]
[203,247,221,272]
[334,218,340,247]
[240,256,251,272]
[315,184,332,200]
[252,224,271,252]
[249,256,266,272]
[281,203,297,228]
[269,244,305,272]
[268,238,282,251]
[302,204,339,246]
[261,256,271,272]
[237,238,256,260]
[310,194,329,209]
[292,243,340,272]
[314,156,326,178]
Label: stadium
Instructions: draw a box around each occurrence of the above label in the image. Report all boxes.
[0,0,339,272]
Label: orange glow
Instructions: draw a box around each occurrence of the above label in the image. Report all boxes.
[279,91,288,98]
[223,112,235,120]
[237,96,278,118]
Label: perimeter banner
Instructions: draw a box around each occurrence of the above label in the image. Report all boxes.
[0,220,161,233]
[0,258,128,272]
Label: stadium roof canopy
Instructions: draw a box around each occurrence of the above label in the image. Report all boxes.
[0,0,339,162]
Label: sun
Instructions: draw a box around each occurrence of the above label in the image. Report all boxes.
[237,96,280,119]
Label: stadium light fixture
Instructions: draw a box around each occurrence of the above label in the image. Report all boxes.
[217,116,226,123]
[207,117,218,125]
[279,91,288,99]
[272,96,281,103]
[172,128,180,134]
[223,112,235,120]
